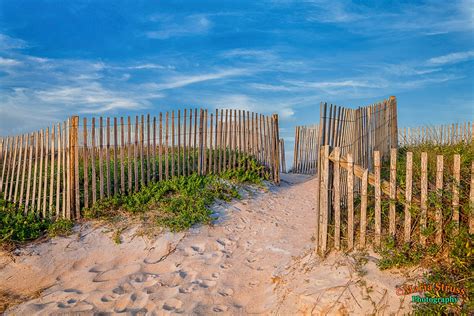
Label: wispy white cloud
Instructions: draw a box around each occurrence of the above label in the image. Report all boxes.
[146,69,248,90]
[0,57,21,66]
[395,74,464,89]
[0,33,28,50]
[125,63,172,70]
[371,63,442,76]
[221,49,277,60]
[427,50,474,65]
[249,83,297,91]
[0,50,169,132]
[286,79,381,90]
[146,14,212,39]
[300,0,473,36]
[0,36,257,134]
[303,0,367,23]
[305,80,378,89]
[36,82,162,113]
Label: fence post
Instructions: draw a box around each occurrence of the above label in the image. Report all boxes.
[314,105,325,253]
[333,147,341,250]
[293,127,299,172]
[420,152,428,246]
[390,96,398,147]
[374,151,381,247]
[0,137,8,195]
[68,116,79,219]
[452,154,460,234]
[389,148,397,237]
[360,169,368,249]
[435,155,444,245]
[83,118,89,209]
[404,152,413,243]
[320,145,330,254]
[272,114,280,184]
[347,153,354,250]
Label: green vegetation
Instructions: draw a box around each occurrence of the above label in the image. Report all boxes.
[377,228,472,314]
[0,198,73,246]
[375,141,473,314]
[84,174,240,231]
[84,157,266,233]
[47,219,74,238]
[0,154,267,248]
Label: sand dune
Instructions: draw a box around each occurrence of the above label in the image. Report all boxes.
[1,174,416,315]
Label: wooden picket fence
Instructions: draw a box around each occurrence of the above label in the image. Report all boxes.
[399,121,473,146]
[0,108,281,219]
[292,96,398,174]
[292,124,319,174]
[317,96,398,171]
[315,145,474,254]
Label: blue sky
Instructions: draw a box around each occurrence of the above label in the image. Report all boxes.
[0,0,473,165]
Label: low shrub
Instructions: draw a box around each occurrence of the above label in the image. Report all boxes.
[84,163,265,232]
[0,198,73,244]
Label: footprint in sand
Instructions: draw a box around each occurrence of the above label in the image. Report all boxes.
[129,272,149,283]
[112,286,125,295]
[158,272,188,287]
[101,294,116,302]
[220,263,232,269]
[213,305,229,312]
[193,279,217,288]
[184,243,206,256]
[216,238,234,248]
[235,224,246,230]
[162,298,183,311]
[179,284,199,293]
[71,257,92,271]
[113,292,137,313]
[93,264,141,282]
[144,283,162,294]
[249,280,260,287]
[63,288,82,294]
[218,288,234,297]
[88,261,116,273]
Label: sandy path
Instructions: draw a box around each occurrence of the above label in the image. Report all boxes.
[1,174,315,315]
[1,174,415,315]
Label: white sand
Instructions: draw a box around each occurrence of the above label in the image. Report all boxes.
[1,174,418,315]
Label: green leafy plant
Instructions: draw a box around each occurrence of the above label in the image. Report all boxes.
[0,197,74,244]
[84,163,266,232]
[47,219,74,237]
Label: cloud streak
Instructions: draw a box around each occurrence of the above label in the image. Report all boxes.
[0,33,28,50]
[146,69,249,91]
[299,0,473,36]
[146,14,212,39]
[427,51,474,65]
[0,57,21,67]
